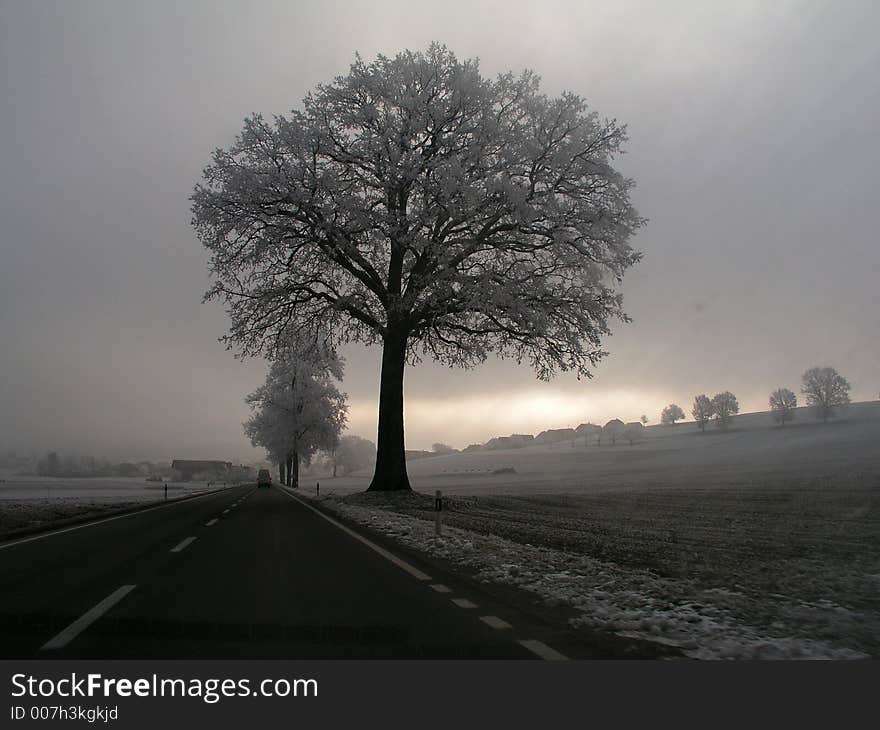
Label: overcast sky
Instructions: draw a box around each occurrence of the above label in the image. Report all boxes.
[1,0,878,461]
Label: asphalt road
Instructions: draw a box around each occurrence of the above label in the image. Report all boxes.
[0,485,570,659]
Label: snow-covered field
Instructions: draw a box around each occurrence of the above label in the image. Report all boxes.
[0,476,214,503]
[303,403,880,659]
[323,402,880,497]
[3,404,876,656]
[0,476,220,536]
[307,488,876,659]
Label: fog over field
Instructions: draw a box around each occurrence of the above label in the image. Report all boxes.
[1,2,879,672]
[2,1,879,459]
[309,404,879,659]
[315,401,880,496]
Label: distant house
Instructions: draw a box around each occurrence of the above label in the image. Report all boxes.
[485,434,535,451]
[602,419,626,445]
[405,450,433,461]
[576,422,603,445]
[171,460,232,482]
[624,421,645,444]
[534,428,576,444]
[229,464,256,482]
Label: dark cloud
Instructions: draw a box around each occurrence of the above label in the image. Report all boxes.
[1,0,878,458]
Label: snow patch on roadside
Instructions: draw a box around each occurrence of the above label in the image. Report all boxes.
[318,495,867,660]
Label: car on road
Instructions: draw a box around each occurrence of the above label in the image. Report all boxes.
[257,469,272,488]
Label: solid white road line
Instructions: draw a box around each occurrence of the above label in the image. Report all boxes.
[429,584,452,593]
[0,487,240,551]
[280,488,432,581]
[41,585,137,651]
[480,615,513,630]
[205,519,219,527]
[451,598,478,609]
[517,639,569,661]
[170,536,197,553]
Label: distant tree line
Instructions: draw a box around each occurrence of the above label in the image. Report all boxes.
[296,435,377,478]
[244,340,347,488]
[29,452,169,478]
[366,366,857,458]
[657,365,852,433]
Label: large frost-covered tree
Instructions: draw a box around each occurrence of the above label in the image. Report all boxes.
[769,387,797,426]
[711,391,739,430]
[244,344,347,487]
[692,394,714,432]
[801,366,850,423]
[193,44,644,491]
[660,403,685,425]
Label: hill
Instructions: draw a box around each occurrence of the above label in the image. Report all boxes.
[325,400,880,496]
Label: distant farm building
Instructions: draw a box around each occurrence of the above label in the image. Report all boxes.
[576,423,603,444]
[602,419,626,444]
[534,428,576,444]
[171,460,232,481]
[485,434,535,451]
[624,421,645,444]
[229,464,256,482]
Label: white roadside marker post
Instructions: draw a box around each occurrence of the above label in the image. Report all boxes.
[434,490,443,537]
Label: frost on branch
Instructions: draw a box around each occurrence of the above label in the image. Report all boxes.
[191,43,644,378]
[194,43,645,490]
[244,340,347,486]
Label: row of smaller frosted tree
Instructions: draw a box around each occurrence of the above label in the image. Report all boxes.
[659,366,852,432]
[689,392,739,431]
[243,337,384,485]
[770,366,852,425]
[243,339,348,488]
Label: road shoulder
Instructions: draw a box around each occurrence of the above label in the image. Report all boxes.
[285,487,680,660]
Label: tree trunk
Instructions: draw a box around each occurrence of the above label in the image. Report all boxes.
[279,462,285,485]
[291,449,299,489]
[368,325,411,491]
[285,453,293,487]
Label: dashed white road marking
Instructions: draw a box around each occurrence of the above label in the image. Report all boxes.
[517,639,569,661]
[480,615,513,630]
[41,585,137,651]
[222,509,229,514]
[279,488,567,658]
[205,519,218,527]
[451,598,478,609]
[170,536,197,553]
[280,488,432,581]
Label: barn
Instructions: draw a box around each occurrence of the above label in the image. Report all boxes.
[170,460,232,482]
